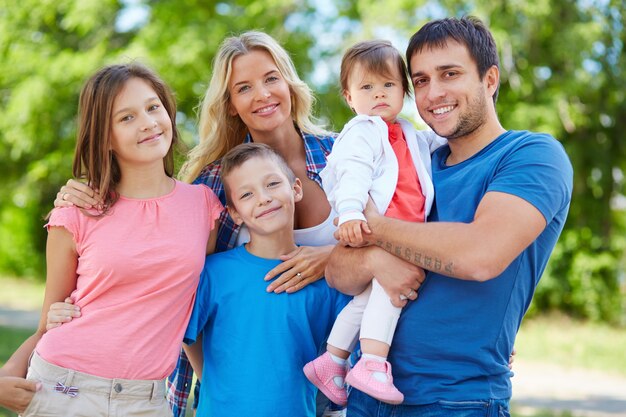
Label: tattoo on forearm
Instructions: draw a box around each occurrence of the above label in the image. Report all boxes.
[375,239,454,274]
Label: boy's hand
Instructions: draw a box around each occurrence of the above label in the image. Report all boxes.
[46,297,81,330]
[54,179,102,209]
[0,377,40,414]
[337,220,371,247]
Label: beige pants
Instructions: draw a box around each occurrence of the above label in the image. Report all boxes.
[21,352,173,417]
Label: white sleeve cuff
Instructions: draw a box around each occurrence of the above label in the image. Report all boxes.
[338,211,366,226]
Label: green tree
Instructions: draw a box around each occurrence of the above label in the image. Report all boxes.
[319,0,626,322]
[1,0,623,323]
[0,0,332,277]
[0,0,128,276]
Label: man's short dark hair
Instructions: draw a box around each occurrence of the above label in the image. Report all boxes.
[406,16,500,103]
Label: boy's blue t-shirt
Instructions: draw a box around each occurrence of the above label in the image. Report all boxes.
[185,244,349,417]
[389,130,573,403]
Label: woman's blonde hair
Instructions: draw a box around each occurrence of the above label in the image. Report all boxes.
[179,31,326,182]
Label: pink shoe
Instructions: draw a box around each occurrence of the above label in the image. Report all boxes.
[303,352,347,406]
[345,358,404,405]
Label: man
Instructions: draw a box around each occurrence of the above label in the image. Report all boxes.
[326,16,573,416]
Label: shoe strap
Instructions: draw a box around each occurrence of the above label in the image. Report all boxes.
[364,360,388,373]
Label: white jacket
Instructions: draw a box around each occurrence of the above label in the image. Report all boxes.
[320,115,447,225]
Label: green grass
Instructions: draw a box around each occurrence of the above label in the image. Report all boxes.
[0,404,16,417]
[0,276,622,417]
[0,277,41,417]
[515,313,626,377]
[0,327,32,367]
[0,326,32,417]
[0,276,44,310]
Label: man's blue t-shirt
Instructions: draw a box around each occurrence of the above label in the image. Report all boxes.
[184,244,349,417]
[389,130,573,403]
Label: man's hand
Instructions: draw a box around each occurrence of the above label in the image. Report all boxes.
[365,247,425,307]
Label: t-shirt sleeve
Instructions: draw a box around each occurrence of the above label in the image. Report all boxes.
[488,134,573,223]
[45,207,81,245]
[184,259,214,345]
[201,184,225,228]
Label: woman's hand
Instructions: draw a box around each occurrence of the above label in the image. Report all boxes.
[46,298,81,330]
[264,245,334,294]
[0,377,40,414]
[53,179,102,209]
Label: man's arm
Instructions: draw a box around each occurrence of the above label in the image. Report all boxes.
[365,191,546,281]
[326,245,424,307]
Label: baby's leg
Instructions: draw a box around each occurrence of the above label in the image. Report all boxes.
[359,279,401,357]
[326,282,372,357]
[345,279,404,405]
[304,284,373,407]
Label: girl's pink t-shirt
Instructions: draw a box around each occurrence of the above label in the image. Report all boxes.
[37,181,223,380]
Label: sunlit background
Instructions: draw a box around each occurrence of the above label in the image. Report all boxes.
[0,1,624,416]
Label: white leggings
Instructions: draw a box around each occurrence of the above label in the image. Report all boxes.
[327,279,401,352]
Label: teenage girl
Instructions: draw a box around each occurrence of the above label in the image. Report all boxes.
[0,63,222,416]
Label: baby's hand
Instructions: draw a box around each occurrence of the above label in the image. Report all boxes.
[47,297,81,330]
[337,220,371,247]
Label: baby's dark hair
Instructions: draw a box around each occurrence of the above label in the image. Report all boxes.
[221,143,296,206]
[340,40,411,97]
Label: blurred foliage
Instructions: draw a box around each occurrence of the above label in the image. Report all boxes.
[0,0,624,323]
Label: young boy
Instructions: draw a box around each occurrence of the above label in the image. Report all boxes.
[183,143,349,416]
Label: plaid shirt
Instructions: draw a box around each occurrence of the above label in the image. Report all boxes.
[167,130,336,417]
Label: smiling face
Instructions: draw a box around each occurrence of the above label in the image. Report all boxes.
[410,40,496,140]
[227,49,293,138]
[110,77,173,168]
[344,60,405,123]
[225,155,303,238]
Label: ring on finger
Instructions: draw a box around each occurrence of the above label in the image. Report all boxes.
[408,289,415,298]
[296,272,302,279]
[62,192,69,201]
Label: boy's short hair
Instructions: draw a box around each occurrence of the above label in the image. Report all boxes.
[406,16,500,103]
[340,40,411,97]
[221,143,296,206]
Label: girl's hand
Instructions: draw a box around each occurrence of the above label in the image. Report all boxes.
[264,245,334,294]
[53,179,102,209]
[0,377,40,414]
[46,297,81,330]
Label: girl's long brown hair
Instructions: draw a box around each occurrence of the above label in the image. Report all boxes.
[73,63,179,215]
